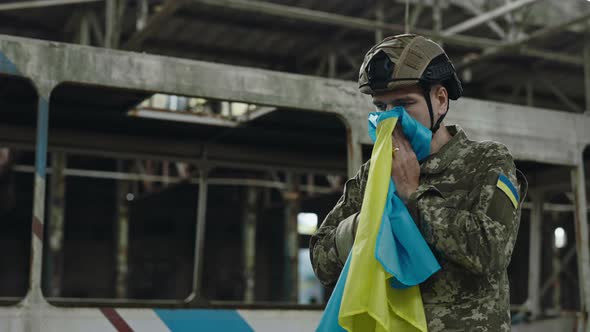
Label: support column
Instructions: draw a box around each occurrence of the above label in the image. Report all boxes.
[105,0,124,49]
[526,78,534,107]
[328,53,337,78]
[528,191,543,319]
[375,0,384,42]
[136,0,149,31]
[105,0,116,48]
[283,173,299,302]
[345,118,363,179]
[584,31,590,112]
[77,12,90,45]
[571,155,590,331]
[307,174,315,197]
[187,168,209,303]
[24,89,52,332]
[115,161,129,298]
[87,10,105,46]
[552,241,562,312]
[433,0,443,46]
[47,152,66,297]
[29,96,50,300]
[242,187,259,303]
[162,161,170,186]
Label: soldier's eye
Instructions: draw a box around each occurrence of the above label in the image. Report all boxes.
[395,101,412,107]
[374,103,387,111]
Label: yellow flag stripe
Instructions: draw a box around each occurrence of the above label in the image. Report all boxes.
[339,116,427,332]
[496,180,518,208]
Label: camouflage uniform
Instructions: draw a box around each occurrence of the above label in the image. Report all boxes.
[310,125,528,332]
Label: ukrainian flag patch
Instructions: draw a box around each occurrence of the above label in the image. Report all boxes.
[497,174,519,208]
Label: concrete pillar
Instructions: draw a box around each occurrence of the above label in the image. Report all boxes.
[306,174,315,197]
[552,242,562,312]
[283,173,299,302]
[115,161,129,298]
[187,168,209,303]
[47,152,66,297]
[571,155,590,332]
[582,39,590,331]
[24,91,52,332]
[528,191,543,319]
[78,12,90,45]
[346,119,363,179]
[526,79,534,107]
[584,31,590,112]
[242,187,259,303]
[29,96,50,299]
[328,53,337,78]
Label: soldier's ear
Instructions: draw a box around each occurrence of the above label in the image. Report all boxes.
[432,85,448,116]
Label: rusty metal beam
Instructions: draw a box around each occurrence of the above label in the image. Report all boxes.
[122,0,184,51]
[442,0,540,36]
[0,0,100,11]
[457,11,590,70]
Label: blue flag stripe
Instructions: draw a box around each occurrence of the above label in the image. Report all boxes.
[498,174,519,202]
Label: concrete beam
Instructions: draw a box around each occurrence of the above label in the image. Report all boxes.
[445,98,583,166]
[0,124,348,175]
[0,34,589,167]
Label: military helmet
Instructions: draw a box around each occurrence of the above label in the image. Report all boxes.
[359,34,462,99]
[358,34,463,132]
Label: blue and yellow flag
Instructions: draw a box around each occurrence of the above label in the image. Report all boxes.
[317,107,440,332]
[497,174,520,208]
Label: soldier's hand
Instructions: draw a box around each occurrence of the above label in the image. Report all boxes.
[391,126,420,202]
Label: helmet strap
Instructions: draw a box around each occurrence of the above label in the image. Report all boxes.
[420,82,435,132]
[432,104,449,133]
[420,82,448,134]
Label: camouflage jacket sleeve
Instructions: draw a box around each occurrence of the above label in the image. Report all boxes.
[407,146,523,276]
[309,163,368,287]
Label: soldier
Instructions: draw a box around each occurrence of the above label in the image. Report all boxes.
[310,34,528,331]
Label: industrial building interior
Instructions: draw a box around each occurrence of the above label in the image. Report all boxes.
[0,0,590,331]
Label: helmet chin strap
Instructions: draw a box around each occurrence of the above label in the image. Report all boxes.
[420,82,448,134]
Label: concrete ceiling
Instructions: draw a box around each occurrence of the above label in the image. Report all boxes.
[0,0,589,112]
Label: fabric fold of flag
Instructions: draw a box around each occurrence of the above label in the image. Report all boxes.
[317,107,440,332]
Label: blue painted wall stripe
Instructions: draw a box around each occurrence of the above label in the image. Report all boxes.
[35,98,49,178]
[0,50,48,178]
[0,51,19,75]
[154,309,254,332]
